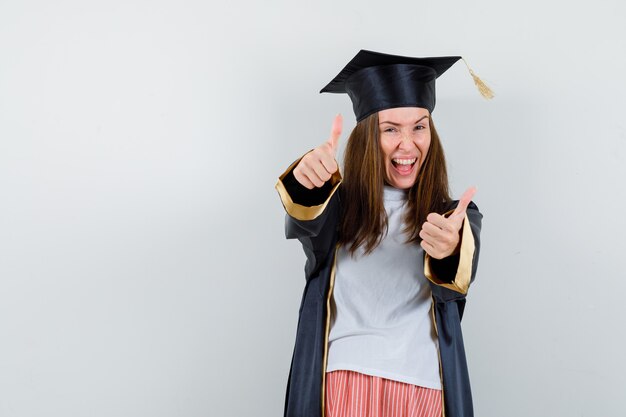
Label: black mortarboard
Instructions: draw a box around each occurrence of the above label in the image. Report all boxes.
[320,49,493,122]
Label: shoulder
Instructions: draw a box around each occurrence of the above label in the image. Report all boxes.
[444,199,480,213]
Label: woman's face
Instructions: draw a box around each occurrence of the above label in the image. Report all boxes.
[378,106,431,189]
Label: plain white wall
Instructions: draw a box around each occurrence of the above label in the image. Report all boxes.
[1,0,625,416]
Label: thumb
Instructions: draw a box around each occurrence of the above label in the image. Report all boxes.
[452,186,477,218]
[327,113,343,153]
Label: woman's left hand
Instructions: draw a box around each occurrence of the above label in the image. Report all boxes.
[419,187,477,259]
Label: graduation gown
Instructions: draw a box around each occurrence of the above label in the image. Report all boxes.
[275,156,483,417]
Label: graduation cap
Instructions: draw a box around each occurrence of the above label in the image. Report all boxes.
[320,49,493,122]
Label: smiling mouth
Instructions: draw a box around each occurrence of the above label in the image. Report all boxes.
[391,158,417,168]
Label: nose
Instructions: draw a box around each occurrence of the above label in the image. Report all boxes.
[398,131,414,150]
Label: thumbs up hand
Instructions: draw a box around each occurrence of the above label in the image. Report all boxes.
[419,187,477,259]
[293,114,343,189]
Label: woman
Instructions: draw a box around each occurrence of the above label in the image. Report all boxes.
[276,50,488,417]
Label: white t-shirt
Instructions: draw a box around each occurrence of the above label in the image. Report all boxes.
[326,186,441,389]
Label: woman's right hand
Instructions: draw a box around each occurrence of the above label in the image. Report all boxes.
[293,114,343,189]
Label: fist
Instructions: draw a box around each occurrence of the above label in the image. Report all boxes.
[419,187,477,259]
[293,114,343,189]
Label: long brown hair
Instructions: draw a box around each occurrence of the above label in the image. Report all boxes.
[338,111,451,255]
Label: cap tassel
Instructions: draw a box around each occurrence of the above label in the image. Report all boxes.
[462,58,494,99]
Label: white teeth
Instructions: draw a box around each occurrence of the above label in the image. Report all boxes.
[392,158,416,165]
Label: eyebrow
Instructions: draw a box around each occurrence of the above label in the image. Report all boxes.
[379,115,430,125]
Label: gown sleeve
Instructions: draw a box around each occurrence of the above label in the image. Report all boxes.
[275,153,342,280]
[423,202,482,295]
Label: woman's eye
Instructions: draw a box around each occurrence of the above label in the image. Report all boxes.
[415,125,425,130]
[383,128,396,133]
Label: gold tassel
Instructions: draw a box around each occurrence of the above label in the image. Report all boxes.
[462,58,494,99]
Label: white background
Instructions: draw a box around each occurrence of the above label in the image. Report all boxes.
[1,0,625,416]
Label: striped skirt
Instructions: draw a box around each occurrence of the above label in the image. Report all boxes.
[325,370,442,417]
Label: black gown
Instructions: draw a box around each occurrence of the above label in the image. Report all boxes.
[276,156,483,417]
